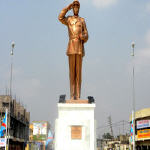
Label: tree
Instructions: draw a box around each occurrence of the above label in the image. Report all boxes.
[102,133,113,139]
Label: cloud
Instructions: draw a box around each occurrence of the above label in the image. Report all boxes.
[92,0,118,8]
[136,48,150,67]
[134,30,150,70]
[145,30,150,45]
[67,0,118,8]
[15,78,42,99]
[146,2,150,13]
[5,68,43,99]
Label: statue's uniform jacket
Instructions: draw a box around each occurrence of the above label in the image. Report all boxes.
[58,7,88,99]
[58,8,88,56]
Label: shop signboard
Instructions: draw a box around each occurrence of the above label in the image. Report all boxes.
[33,121,47,141]
[137,129,150,139]
[137,120,150,129]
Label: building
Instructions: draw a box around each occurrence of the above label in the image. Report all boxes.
[0,95,30,150]
[97,135,129,150]
[130,108,150,150]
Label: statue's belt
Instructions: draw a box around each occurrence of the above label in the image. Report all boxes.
[69,35,82,40]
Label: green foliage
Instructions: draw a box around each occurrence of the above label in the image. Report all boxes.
[102,133,113,139]
[33,134,47,141]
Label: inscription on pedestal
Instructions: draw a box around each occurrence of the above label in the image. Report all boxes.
[71,126,82,139]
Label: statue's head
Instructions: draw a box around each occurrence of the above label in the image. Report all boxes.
[72,0,80,16]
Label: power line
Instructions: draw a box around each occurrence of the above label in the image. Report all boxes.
[97,120,130,130]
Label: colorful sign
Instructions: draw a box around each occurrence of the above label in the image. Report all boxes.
[45,130,53,147]
[33,123,47,135]
[137,120,150,129]
[0,138,6,147]
[137,129,150,139]
[33,122,47,141]
[130,111,134,144]
[0,110,7,137]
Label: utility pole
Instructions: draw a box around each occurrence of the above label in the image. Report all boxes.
[131,42,135,150]
[108,116,113,138]
[8,41,15,150]
[123,120,125,135]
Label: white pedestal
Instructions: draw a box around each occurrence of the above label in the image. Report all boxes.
[55,103,96,150]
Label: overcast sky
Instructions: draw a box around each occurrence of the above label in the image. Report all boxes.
[0,0,150,136]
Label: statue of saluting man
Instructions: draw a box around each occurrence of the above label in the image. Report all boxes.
[58,0,88,100]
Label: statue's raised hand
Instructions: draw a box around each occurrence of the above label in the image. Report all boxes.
[67,3,73,11]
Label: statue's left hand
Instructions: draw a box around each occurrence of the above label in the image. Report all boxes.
[79,33,85,41]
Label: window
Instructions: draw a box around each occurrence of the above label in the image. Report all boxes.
[2,102,9,107]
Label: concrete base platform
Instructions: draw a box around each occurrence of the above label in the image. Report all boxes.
[54,102,96,150]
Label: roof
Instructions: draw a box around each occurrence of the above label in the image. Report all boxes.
[129,108,150,122]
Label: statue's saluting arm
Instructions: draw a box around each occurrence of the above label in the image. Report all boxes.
[58,4,73,25]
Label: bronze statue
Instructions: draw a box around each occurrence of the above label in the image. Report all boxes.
[58,0,88,100]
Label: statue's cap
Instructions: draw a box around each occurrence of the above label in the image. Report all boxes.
[73,0,80,7]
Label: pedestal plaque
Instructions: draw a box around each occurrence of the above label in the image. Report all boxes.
[71,126,82,139]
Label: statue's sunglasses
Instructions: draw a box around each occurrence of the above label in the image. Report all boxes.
[73,3,80,8]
